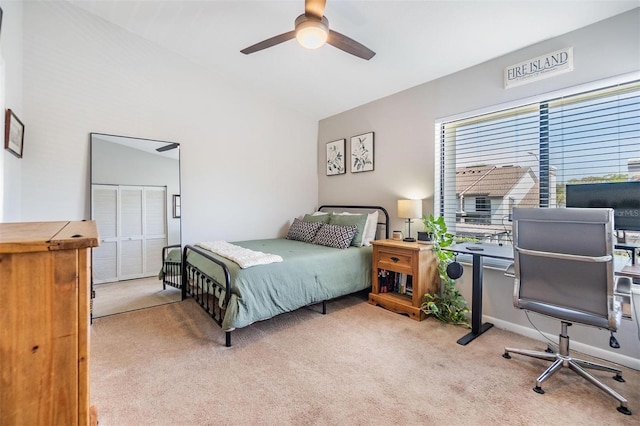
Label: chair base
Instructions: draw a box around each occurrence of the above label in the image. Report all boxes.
[503,321,631,415]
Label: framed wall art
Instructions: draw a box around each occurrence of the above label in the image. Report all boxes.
[350,132,374,173]
[173,194,181,218]
[326,139,346,175]
[4,109,25,159]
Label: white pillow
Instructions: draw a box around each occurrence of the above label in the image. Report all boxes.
[335,211,379,246]
[362,211,379,246]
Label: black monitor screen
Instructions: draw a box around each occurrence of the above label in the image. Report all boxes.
[566,181,640,231]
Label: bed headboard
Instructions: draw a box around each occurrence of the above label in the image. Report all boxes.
[318,205,390,239]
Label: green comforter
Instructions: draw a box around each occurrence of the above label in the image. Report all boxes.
[186,238,372,331]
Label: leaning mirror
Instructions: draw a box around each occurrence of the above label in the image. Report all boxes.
[90,133,181,318]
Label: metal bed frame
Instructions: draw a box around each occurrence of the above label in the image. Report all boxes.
[161,244,182,290]
[177,205,389,347]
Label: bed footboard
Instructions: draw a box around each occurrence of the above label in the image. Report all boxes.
[161,244,182,290]
[182,245,233,347]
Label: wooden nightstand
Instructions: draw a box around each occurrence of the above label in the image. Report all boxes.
[368,239,439,320]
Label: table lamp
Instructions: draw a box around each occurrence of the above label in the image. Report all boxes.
[397,199,422,242]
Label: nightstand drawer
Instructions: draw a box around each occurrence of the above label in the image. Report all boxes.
[377,248,413,273]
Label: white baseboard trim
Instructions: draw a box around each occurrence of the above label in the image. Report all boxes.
[486,315,640,371]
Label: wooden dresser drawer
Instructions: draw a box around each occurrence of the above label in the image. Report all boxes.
[377,248,413,273]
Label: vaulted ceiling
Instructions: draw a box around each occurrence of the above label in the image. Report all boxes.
[70,0,639,120]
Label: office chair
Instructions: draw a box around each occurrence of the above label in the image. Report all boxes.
[503,207,631,415]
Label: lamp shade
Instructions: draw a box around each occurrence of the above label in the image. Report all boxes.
[397,199,422,219]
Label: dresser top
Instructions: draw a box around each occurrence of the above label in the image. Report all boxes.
[0,221,99,253]
[371,239,435,252]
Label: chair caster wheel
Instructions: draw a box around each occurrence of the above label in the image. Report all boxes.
[502,353,511,359]
[533,386,545,394]
[617,406,632,415]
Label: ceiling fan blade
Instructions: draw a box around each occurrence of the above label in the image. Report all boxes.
[327,30,375,60]
[157,143,179,152]
[241,30,296,55]
[305,0,326,19]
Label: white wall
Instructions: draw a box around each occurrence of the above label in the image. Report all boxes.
[318,9,640,367]
[0,0,23,222]
[15,1,318,244]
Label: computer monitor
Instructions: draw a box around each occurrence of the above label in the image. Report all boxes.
[566,181,640,231]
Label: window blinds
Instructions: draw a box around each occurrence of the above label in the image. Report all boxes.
[437,80,640,244]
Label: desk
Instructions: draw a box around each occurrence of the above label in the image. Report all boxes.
[615,260,640,319]
[615,243,639,265]
[444,243,514,345]
[616,261,640,281]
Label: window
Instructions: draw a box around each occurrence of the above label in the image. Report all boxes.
[475,197,490,212]
[437,79,640,246]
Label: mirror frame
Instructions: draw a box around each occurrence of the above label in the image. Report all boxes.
[89,132,181,316]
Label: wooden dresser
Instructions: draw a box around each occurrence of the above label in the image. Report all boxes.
[0,221,99,426]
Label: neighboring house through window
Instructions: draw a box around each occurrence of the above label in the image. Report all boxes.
[436,78,640,245]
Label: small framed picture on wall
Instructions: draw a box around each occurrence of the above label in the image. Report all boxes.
[326,139,346,175]
[4,109,25,159]
[172,194,181,218]
[350,132,374,173]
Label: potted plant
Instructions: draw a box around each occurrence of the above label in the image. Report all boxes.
[420,214,470,327]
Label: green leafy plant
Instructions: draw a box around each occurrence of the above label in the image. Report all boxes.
[420,214,470,327]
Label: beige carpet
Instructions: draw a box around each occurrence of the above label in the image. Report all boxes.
[92,277,181,318]
[90,292,639,425]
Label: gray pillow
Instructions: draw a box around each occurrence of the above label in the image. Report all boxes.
[312,224,358,249]
[328,213,367,247]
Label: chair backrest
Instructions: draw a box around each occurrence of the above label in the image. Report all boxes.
[512,207,617,331]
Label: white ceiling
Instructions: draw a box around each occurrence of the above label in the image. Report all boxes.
[69,0,639,121]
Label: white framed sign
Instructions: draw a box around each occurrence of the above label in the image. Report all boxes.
[505,47,573,89]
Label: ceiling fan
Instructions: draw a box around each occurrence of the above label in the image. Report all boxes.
[156,143,179,152]
[240,0,375,60]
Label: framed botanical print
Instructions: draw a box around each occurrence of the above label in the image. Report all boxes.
[326,139,346,175]
[350,132,374,173]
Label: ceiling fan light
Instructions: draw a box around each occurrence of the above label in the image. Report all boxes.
[296,20,328,49]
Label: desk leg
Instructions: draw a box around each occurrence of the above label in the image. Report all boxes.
[457,253,494,345]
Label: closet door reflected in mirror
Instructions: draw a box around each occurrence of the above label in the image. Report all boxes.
[90,133,181,318]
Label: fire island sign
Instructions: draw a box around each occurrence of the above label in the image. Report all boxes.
[504,47,573,89]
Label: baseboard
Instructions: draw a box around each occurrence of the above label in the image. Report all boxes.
[486,315,640,371]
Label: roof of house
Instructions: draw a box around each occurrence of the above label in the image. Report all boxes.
[456,165,537,197]
[518,185,541,209]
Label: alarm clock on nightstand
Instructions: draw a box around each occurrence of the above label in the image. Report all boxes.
[417,231,434,244]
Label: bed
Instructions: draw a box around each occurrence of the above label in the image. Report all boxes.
[175,205,389,346]
[160,244,182,290]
